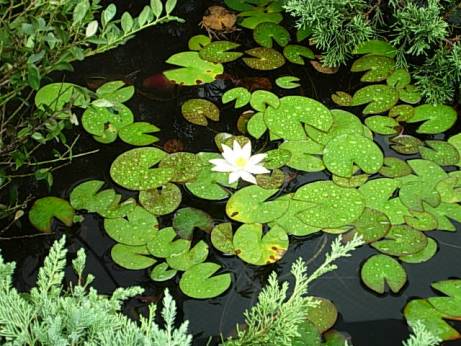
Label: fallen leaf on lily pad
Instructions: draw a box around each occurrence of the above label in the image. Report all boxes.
[361,254,407,294]
[253,22,290,48]
[283,44,314,65]
[118,122,160,146]
[111,244,156,270]
[199,41,243,63]
[179,262,231,299]
[181,98,220,126]
[139,183,182,216]
[29,197,75,233]
[172,207,213,240]
[243,47,285,70]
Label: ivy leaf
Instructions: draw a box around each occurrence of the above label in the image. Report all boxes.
[371,225,428,256]
[406,104,457,134]
[351,55,395,82]
[243,47,285,70]
[361,254,407,294]
[111,244,156,270]
[179,262,231,299]
[351,84,399,114]
[29,197,74,233]
[253,22,290,48]
[283,44,314,65]
[199,41,243,63]
[352,40,397,58]
[222,87,251,108]
[119,122,160,146]
[139,183,182,216]
[181,98,220,126]
[146,227,190,258]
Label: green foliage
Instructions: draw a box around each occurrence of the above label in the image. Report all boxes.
[403,321,441,346]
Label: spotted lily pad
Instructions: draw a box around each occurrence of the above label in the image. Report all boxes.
[263,148,291,169]
[98,195,137,219]
[104,206,158,245]
[233,223,288,265]
[399,237,438,264]
[69,180,116,213]
[390,135,424,155]
[389,104,415,121]
[404,210,438,231]
[294,181,365,228]
[386,69,411,89]
[139,183,182,216]
[35,82,87,111]
[159,152,202,183]
[406,104,457,134]
[226,185,289,223]
[323,134,384,178]
[118,122,160,146]
[110,147,174,191]
[398,84,422,104]
[364,116,399,135]
[146,227,190,258]
[188,34,211,50]
[331,91,352,107]
[352,208,390,243]
[279,139,324,172]
[181,99,220,126]
[379,157,412,178]
[283,44,314,65]
[419,140,460,166]
[352,40,397,58]
[256,168,285,189]
[96,81,134,104]
[243,47,285,70]
[172,207,213,240]
[371,225,427,256]
[305,297,338,333]
[150,262,178,282]
[239,11,283,29]
[428,280,461,317]
[222,87,251,108]
[275,76,300,89]
[424,202,461,232]
[199,41,243,63]
[437,175,461,203]
[332,173,369,188]
[250,90,280,111]
[351,55,395,82]
[253,22,290,48]
[211,223,235,254]
[163,51,224,85]
[179,262,231,299]
[111,244,156,270]
[82,104,134,141]
[361,254,407,294]
[166,240,208,271]
[29,197,75,233]
[246,112,267,139]
[351,84,399,114]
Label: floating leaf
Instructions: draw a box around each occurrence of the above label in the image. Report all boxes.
[390,135,424,155]
[253,22,290,48]
[352,40,398,58]
[361,254,407,294]
[256,168,285,189]
[181,98,220,126]
[323,134,383,178]
[406,104,457,134]
[386,69,411,89]
[111,244,156,270]
[98,195,137,219]
[188,34,211,50]
[247,112,267,139]
[237,111,253,134]
[263,148,291,169]
[364,116,399,135]
[150,262,178,282]
[424,202,461,232]
[199,41,243,63]
[398,84,422,104]
[35,82,87,111]
[172,207,213,240]
[332,173,369,188]
[224,0,257,12]
[419,140,460,166]
[437,175,461,204]
[428,280,461,317]
[239,11,283,29]
[96,81,134,104]
[279,139,324,172]
[243,47,285,70]
[146,227,190,258]
[352,208,390,243]
[166,240,208,271]
[139,183,182,216]
[351,84,399,114]
[389,104,415,121]
[211,223,235,254]
[29,197,74,233]
[305,297,338,333]
[118,122,160,146]
[250,90,280,111]
[222,87,251,108]
[159,152,202,183]
[226,185,289,223]
[292,320,322,346]
[164,51,224,85]
[110,148,174,191]
[179,262,231,299]
[69,180,115,213]
[82,104,134,140]
[379,157,412,178]
[351,55,395,82]
[233,223,288,265]
[275,76,300,89]
[371,225,427,256]
[400,237,438,264]
[283,44,314,65]
[331,91,352,107]
[294,181,365,228]
[405,210,438,231]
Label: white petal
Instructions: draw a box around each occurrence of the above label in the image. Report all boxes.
[209,159,235,172]
[222,144,237,163]
[228,171,242,184]
[241,141,252,160]
[247,164,270,174]
[248,153,267,165]
[232,140,244,155]
[239,170,257,184]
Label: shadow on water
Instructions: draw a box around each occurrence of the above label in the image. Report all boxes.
[1,1,461,345]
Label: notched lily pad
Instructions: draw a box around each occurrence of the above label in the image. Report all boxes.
[407,104,457,134]
[159,152,202,183]
[390,135,423,155]
[400,237,438,264]
[361,254,407,294]
[352,207,390,243]
[351,55,395,82]
[179,262,231,299]
[352,40,397,58]
[351,84,399,114]
[379,157,412,178]
[29,197,75,233]
[331,91,352,107]
[247,112,267,139]
[386,68,411,89]
[181,99,220,126]
[146,227,190,258]
[253,22,290,48]
[419,140,460,166]
[69,180,116,213]
[283,44,314,65]
[399,84,422,104]
[172,207,213,240]
[96,81,134,104]
[82,104,134,141]
[166,240,208,271]
[150,262,178,282]
[211,223,235,254]
[389,104,415,121]
[222,87,251,108]
[243,47,285,70]
[188,34,211,50]
[118,122,160,146]
[139,183,182,216]
[275,76,301,89]
[111,244,156,270]
[263,148,291,169]
[364,116,399,135]
[199,41,243,63]
[250,90,280,111]
[371,225,428,256]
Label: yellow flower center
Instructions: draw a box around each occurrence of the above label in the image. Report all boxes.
[234,156,247,169]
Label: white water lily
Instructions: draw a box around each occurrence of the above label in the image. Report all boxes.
[209,140,270,184]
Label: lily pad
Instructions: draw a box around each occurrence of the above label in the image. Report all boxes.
[104,206,158,246]
[29,197,75,233]
[256,169,285,189]
[82,104,134,140]
[111,244,156,270]
[294,181,365,228]
[379,157,412,178]
[406,104,457,134]
[35,82,87,111]
[118,122,160,146]
[351,84,399,114]
[331,91,352,107]
[283,44,314,65]
[98,195,137,219]
[164,51,224,85]
[419,140,460,166]
[364,116,399,135]
[332,173,369,188]
[150,262,178,282]
[361,254,407,294]
[239,11,283,29]
[181,98,220,126]
[429,280,461,316]
[166,240,208,271]
[146,227,190,258]
[292,320,322,346]
[226,185,289,223]
[305,297,338,333]
[323,134,384,178]
[386,69,411,89]
[279,139,324,172]
[390,135,424,155]
[243,47,285,70]
[371,225,427,256]
[389,104,415,121]
[188,34,211,50]
[253,22,290,48]
[275,76,300,89]
[247,112,267,139]
[352,208,390,243]
[139,183,181,216]
[159,152,202,183]
[263,148,291,169]
[351,55,395,82]
[352,40,397,58]
[437,175,461,204]
[96,81,134,104]
[179,262,231,299]
[404,210,438,231]
[224,0,261,11]
[172,207,213,240]
[250,90,280,111]
[69,180,116,213]
[398,84,422,104]
[222,87,251,108]
[110,147,174,191]
[424,202,461,232]
[211,223,235,254]
[233,223,289,265]
[199,41,243,63]
[400,237,438,264]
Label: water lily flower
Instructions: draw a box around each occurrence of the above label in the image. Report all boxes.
[209,140,269,184]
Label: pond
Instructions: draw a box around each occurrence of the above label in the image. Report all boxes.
[1,0,461,345]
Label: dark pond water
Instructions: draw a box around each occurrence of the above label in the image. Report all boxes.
[1,1,461,345]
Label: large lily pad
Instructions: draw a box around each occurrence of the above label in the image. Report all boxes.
[379,157,412,178]
[181,99,220,126]
[351,84,399,114]
[351,55,395,82]
[242,47,285,70]
[146,227,190,258]
[111,244,156,270]
[139,183,182,216]
[424,202,461,232]
[179,262,231,299]
[253,22,290,48]
[118,122,160,146]
[419,140,460,166]
[172,207,213,240]
[371,225,428,256]
[29,197,75,233]
[283,44,314,65]
[428,280,461,317]
[166,240,208,271]
[110,147,174,191]
[406,104,457,134]
[199,41,243,63]
[69,180,116,213]
[361,254,407,294]
[398,84,422,104]
[263,148,291,169]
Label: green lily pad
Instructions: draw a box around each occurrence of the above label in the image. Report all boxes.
[250,90,280,111]
[159,152,202,183]
[400,237,438,264]
[247,112,267,139]
[199,41,243,63]
[351,55,395,82]
[406,104,457,134]
[188,34,211,50]
[166,240,208,271]
[419,140,460,166]
[398,84,422,104]
[283,44,315,65]
[185,152,237,200]
[146,227,190,258]
[29,197,75,233]
[139,183,182,216]
[428,280,461,317]
[69,180,116,213]
[296,26,312,42]
[323,330,351,346]
[150,262,178,282]
[364,116,399,135]
[239,11,283,29]
[253,22,290,48]
[172,207,213,240]
[352,208,390,243]
[164,51,224,86]
[263,148,291,169]
[104,206,158,246]
[214,132,233,151]
[361,254,407,294]
[275,76,300,89]
[179,262,231,299]
[371,225,428,256]
[211,223,235,254]
[386,68,411,89]
[93,127,118,144]
[352,40,397,58]
[226,185,289,223]
[390,135,424,155]
[222,135,251,149]
[332,173,369,188]
[118,122,160,146]
[111,244,156,270]
[224,0,260,11]
[35,82,87,111]
[294,181,365,228]
[424,202,461,232]
[98,195,137,219]
[110,147,174,191]
[96,81,134,104]
[181,98,220,126]
[264,96,333,140]
[243,47,285,70]
[379,157,412,178]
[351,84,399,114]
[404,210,438,231]
[323,134,384,178]
[233,223,288,265]
[331,91,352,107]
[437,175,461,203]
[222,87,251,108]
[256,168,285,189]
[237,111,253,134]
[279,139,324,172]
[82,104,134,140]
[389,104,415,121]
[305,297,338,333]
